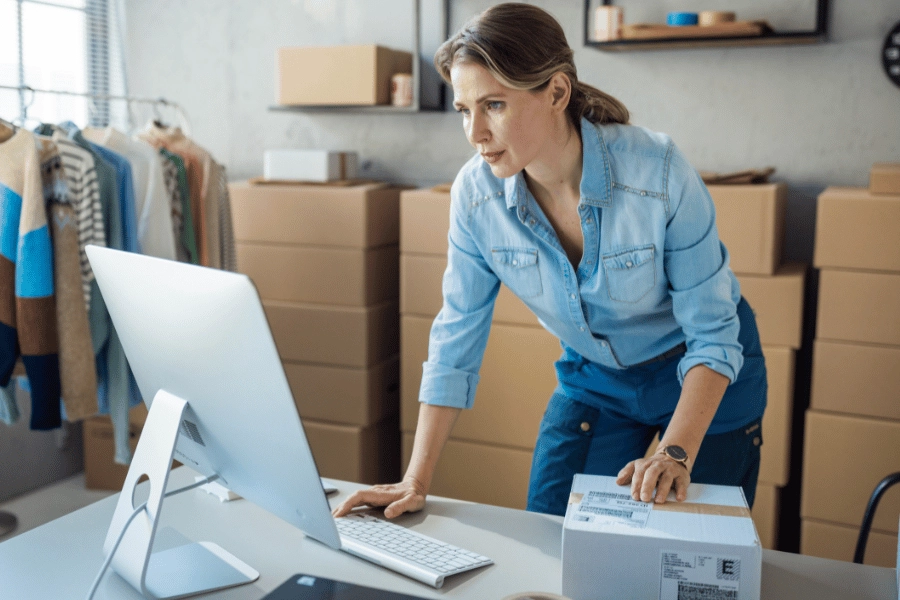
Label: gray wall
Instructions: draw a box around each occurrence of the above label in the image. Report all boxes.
[123,0,900,262]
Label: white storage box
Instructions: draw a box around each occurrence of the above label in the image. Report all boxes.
[263,149,358,182]
[562,474,761,600]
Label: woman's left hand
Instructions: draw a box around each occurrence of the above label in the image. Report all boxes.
[616,453,690,504]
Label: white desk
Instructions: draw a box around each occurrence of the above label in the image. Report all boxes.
[0,467,895,600]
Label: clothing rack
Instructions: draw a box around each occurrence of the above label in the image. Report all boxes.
[0,84,191,135]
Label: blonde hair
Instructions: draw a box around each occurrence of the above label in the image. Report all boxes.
[434,3,629,126]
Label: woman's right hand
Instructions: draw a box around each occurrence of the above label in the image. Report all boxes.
[331,476,427,519]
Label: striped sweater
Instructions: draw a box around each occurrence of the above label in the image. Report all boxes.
[0,128,61,430]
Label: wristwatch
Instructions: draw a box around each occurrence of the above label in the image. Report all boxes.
[660,445,690,471]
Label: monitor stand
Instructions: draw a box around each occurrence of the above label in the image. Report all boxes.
[103,390,258,599]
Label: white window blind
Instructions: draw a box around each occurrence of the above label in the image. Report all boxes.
[0,0,128,128]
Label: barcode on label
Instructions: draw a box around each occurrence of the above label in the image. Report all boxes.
[578,506,634,519]
[677,582,738,600]
[586,491,634,501]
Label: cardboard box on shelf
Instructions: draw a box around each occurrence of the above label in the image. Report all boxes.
[817,269,900,346]
[801,519,898,569]
[811,340,900,421]
[801,411,900,534]
[758,346,795,487]
[562,475,760,600]
[229,181,400,249]
[263,149,358,183]
[870,163,900,196]
[283,356,399,427]
[737,263,806,349]
[83,416,140,491]
[400,254,539,326]
[401,433,533,510]
[304,417,399,485]
[265,300,398,368]
[752,483,780,550]
[814,187,900,272]
[276,44,412,106]
[237,243,398,307]
[400,188,451,255]
[707,183,786,276]
[401,315,560,449]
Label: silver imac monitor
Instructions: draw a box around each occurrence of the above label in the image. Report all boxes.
[86,245,341,599]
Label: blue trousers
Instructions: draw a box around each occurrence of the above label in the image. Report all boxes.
[527,297,767,516]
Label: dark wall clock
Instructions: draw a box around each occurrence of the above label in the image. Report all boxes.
[885,20,900,88]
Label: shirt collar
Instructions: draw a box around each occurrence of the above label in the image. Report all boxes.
[504,117,613,212]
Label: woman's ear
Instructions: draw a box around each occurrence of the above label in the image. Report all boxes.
[547,72,572,112]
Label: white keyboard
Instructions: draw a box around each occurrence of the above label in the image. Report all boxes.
[335,513,493,588]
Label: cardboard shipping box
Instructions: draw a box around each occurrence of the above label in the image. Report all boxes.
[816,269,900,346]
[400,188,451,255]
[238,243,398,307]
[758,347,795,487]
[737,263,805,349]
[276,44,412,106]
[801,411,900,534]
[304,417,399,485]
[400,254,538,326]
[810,340,900,421]
[707,183,786,275]
[562,475,761,600]
[83,416,140,491]
[284,356,399,427]
[265,300,398,368]
[752,484,780,551]
[870,163,900,196]
[401,315,560,449]
[230,182,400,249]
[814,187,900,272]
[401,433,533,510]
[802,519,897,569]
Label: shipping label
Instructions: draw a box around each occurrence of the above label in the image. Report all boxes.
[571,490,652,529]
[659,550,741,600]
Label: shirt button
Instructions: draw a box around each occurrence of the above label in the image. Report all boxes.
[585,218,593,224]
[570,293,576,300]
[640,191,647,196]
[625,261,633,268]
[512,260,518,266]
[580,422,591,432]
[530,219,536,225]
[579,326,585,331]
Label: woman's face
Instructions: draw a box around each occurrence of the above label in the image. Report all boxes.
[451,61,557,179]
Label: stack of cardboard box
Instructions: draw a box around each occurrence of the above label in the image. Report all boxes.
[800,164,900,568]
[399,187,560,509]
[706,183,806,551]
[230,181,403,484]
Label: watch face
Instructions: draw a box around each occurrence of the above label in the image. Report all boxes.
[884,20,900,89]
[666,445,688,461]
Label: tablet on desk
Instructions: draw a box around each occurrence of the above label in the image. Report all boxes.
[263,573,429,600]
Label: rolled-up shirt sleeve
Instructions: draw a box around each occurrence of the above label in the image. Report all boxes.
[663,143,744,385]
[419,175,500,409]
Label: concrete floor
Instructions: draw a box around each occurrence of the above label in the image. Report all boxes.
[0,473,114,542]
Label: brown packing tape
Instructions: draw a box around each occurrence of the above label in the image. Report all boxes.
[568,493,750,518]
[653,502,751,518]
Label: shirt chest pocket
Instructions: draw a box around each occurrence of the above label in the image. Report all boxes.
[602,245,656,303]
[491,247,543,298]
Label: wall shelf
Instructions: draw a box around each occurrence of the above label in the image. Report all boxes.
[584,0,828,52]
[270,0,448,115]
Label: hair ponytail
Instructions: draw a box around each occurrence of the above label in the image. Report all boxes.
[569,81,630,125]
[435,3,630,127]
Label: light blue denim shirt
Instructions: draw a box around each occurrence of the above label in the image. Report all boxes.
[420,118,744,410]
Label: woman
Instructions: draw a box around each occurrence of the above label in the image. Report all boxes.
[334,3,766,519]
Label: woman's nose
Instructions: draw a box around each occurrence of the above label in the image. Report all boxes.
[467,112,490,146]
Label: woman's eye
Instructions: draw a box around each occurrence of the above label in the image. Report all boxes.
[487,101,504,110]
[456,107,470,116]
